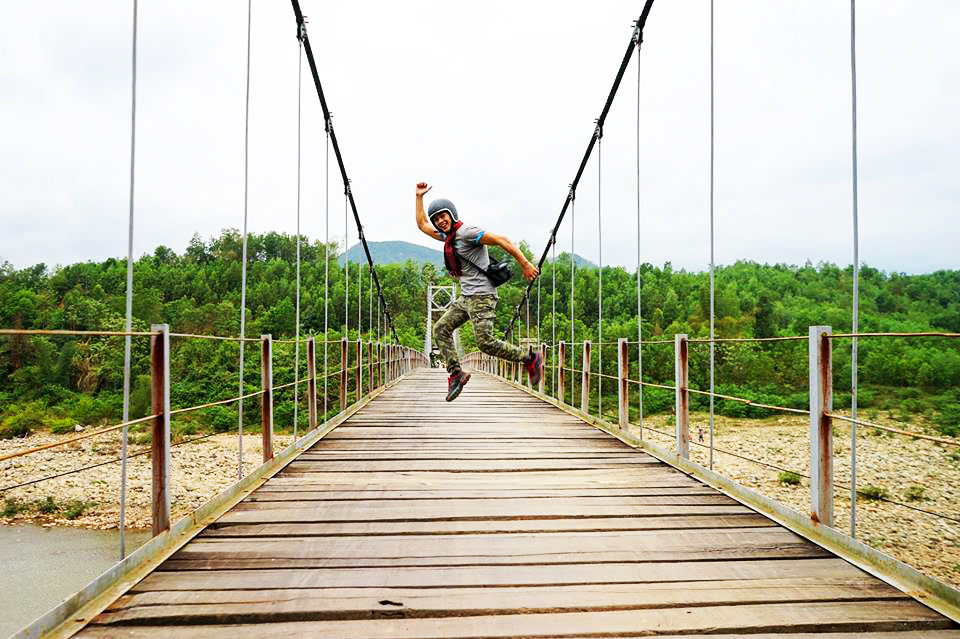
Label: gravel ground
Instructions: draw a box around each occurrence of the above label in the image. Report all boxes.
[2,412,958,589]
[0,431,293,530]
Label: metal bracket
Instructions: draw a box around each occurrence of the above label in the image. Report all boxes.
[632,20,643,47]
[568,184,576,202]
[298,18,308,42]
[594,121,603,140]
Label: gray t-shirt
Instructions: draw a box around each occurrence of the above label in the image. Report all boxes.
[439,224,497,296]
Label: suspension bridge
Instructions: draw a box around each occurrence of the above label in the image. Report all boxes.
[3,1,960,637]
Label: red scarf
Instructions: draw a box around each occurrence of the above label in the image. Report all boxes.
[443,221,464,277]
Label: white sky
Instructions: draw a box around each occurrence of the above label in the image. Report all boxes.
[1,1,957,275]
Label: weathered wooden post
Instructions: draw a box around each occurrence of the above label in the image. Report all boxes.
[261,335,274,462]
[581,340,592,414]
[367,341,374,394]
[307,337,317,431]
[809,325,834,526]
[558,341,566,403]
[539,342,547,394]
[355,338,363,400]
[340,337,348,411]
[150,324,170,536]
[674,334,689,459]
[618,338,629,430]
[377,342,383,388]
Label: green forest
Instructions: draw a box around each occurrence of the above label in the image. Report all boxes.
[1,229,958,439]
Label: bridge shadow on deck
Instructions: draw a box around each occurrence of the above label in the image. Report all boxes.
[79,369,958,637]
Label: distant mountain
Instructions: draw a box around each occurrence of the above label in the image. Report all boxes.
[339,241,443,268]
[339,241,597,270]
[550,252,597,269]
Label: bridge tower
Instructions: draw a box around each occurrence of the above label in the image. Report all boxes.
[425,284,460,366]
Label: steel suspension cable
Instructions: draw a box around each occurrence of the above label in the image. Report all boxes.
[551,235,557,397]
[635,26,644,435]
[506,0,656,339]
[289,0,400,343]
[597,126,603,417]
[569,190,576,406]
[323,122,330,418]
[237,0,253,480]
[119,0,138,560]
[708,0,716,470]
[849,0,861,539]
[357,256,362,336]
[344,187,349,339]
[293,26,304,440]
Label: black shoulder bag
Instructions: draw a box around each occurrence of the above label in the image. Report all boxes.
[458,252,512,287]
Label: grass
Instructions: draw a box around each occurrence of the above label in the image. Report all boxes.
[859,485,889,501]
[1,496,97,520]
[904,485,926,502]
[778,471,802,486]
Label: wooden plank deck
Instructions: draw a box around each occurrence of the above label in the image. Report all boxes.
[78,369,960,637]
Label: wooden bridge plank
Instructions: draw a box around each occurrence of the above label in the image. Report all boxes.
[199,514,778,537]
[132,557,870,591]
[78,601,955,637]
[99,578,906,624]
[215,502,755,524]
[74,369,956,637]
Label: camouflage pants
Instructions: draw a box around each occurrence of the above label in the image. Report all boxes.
[434,294,526,374]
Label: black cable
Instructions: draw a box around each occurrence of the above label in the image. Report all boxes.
[507,0,657,338]
[0,432,218,494]
[289,1,401,345]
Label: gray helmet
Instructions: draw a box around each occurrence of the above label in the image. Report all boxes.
[427,198,458,231]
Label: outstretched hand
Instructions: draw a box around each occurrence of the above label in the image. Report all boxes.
[521,260,540,282]
[416,182,432,197]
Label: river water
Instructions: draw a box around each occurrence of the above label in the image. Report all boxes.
[0,524,151,637]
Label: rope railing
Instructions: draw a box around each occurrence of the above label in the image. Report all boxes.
[0,431,219,495]
[0,414,160,463]
[0,329,159,337]
[826,412,960,447]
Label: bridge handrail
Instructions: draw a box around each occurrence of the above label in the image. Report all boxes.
[465,326,960,536]
[0,327,428,532]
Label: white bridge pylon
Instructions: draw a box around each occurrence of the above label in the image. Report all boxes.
[425,284,460,366]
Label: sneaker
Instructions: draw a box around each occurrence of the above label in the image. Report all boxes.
[524,351,543,387]
[446,370,471,402]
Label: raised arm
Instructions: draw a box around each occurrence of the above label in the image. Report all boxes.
[480,232,539,281]
[415,182,441,240]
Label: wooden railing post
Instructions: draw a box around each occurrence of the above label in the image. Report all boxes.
[581,340,592,414]
[377,342,383,388]
[261,335,274,462]
[307,337,317,431]
[558,341,566,403]
[355,338,362,400]
[809,325,834,526]
[618,338,628,430]
[150,323,170,536]
[340,337,348,411]
[538,342,547,394]
[674,333,689,459]
[367,341,374,394]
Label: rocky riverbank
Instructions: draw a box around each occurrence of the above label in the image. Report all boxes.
[0,431,293,530]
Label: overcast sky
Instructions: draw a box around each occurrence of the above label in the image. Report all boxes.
[1,1,957,276]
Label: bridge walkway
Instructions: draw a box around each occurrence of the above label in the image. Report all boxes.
[76,369,958,637]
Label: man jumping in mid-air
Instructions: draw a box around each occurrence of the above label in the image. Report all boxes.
[415,181,544,401]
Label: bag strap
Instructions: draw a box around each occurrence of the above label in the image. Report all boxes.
[451,230,499,283]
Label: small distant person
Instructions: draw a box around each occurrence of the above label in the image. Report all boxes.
[698,426,704,443]
[415,181,543,401]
